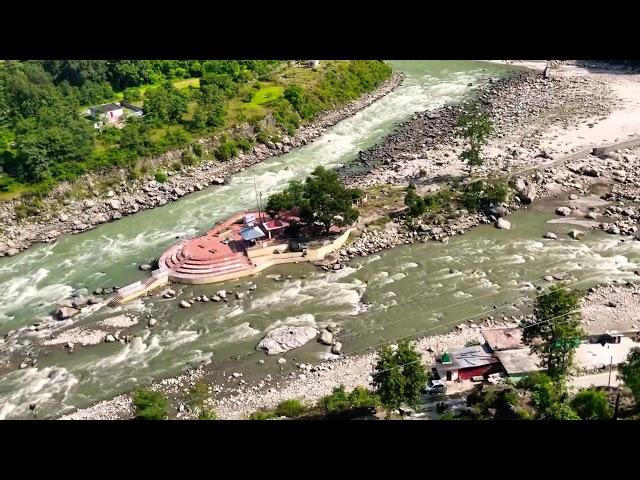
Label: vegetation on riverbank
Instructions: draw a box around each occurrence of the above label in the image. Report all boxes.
[0,60,392,201]
[266,165,363,233]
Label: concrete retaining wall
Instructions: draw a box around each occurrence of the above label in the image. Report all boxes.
[307,229,352,261]
[592,137,640,157]
[247,242,289,259]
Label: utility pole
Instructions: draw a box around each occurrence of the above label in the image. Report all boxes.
[608,355,613,388]
[253,176,262,223]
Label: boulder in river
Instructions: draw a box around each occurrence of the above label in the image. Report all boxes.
[568,230,584,240]
[586,211,599,219]
[139,264,152,271]
[556,206,572,216]
[331,342,343,355]
[179,300,191,309]
[162,289,176,298]
[319,330,334,345]
[495,218,511,230]
[55,306,79,320]
[257,325,319,355]
[216,290,227,299]
[543,232,557,240]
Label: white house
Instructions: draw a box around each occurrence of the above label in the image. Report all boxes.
[90,103,125,125]
[303,60,319,68]
[87,102,144,129]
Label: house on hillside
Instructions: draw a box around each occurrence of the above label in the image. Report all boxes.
[302,60,320,68]
[86,102,144,129]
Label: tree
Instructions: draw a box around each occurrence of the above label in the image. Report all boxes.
[571,389,612,420]
[133,389,169,420]
[519,372,576,419]
[618,347,640,404]
[404,182,425,217]
[457,105,493,174]
[373,339,428,413]
[301,166,361,233]
[265,180,305,216]
[266,166,361,234]
[522,284,583,379]
[193,83,226,130]
[144,82,188,124]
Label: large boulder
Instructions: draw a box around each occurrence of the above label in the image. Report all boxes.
[568,230,584,240]
[55,306,79,320]
[556,206,572,216]
[495,218,511,230]
[318,330,334,345]
[543,232,557,240]
[256,326,319,355]
[513,179,536,204]
[179,300,191,308]
[484,206,509,218]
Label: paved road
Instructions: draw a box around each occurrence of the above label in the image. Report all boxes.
[570,369,620,390]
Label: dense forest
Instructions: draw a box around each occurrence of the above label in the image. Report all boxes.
[0,60,392,198]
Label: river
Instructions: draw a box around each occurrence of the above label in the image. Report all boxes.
[2,61,639,420]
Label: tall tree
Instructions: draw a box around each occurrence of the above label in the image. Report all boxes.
[522,284,583,379]
[266,166,361,233]
[144,82,187,124]
[300,166,361,233]
[618,347,640,405]
[456,105,494,174]
[193,83,226,130]
[373,339,428,413]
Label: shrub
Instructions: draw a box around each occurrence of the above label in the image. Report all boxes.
[255,130,270,145]
[133,389,169,420]
[14,201,42,220]
[274,399,306,417]
[192,143,204,157]
[235,138,254,153]
[570,389,612,420]
[462,180,511,212]
[181,153,198,166]
[215,137,238,161]
[154,171,168,183]
[187,381,210,409]
[248,410,276,420]
[198,408,217,420]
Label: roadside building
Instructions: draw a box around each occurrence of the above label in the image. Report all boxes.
[434,345,501,382]
[482,326,640,380]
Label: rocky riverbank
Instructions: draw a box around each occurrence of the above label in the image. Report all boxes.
[340,69,613,188]
[0,73,405,257]
[59,279,640,420]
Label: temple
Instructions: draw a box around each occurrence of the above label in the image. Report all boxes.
[107,210,352,305]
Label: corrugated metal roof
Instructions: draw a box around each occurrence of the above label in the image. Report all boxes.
[240,226,266,241]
